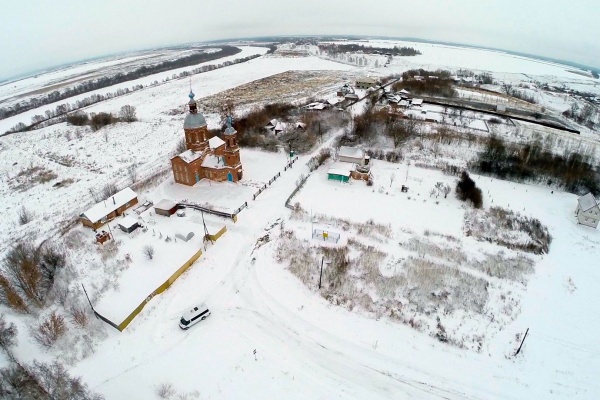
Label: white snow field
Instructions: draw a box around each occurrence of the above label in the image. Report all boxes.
[1,42,599,399]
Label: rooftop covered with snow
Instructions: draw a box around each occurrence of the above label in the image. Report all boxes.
[578,193,599,211]
[81,187,137,223]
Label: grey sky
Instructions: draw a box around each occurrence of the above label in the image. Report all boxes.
[0,0,598,80]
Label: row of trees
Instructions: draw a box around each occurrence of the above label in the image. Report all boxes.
[0,46,242,121]
[65,105,137,130]
[4,52,262,134]
[318,43,421,56]
[0,315,102,399]
[392,69,457,98]
[476,134,599,195]
[563,102,598,128]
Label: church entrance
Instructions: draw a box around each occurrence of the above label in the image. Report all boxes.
[195,172,200,183]
[227,172,233,182]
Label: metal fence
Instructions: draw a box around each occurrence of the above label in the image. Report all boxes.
[312,229,340,244]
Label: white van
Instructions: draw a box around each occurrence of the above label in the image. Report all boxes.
[179,303,211,330]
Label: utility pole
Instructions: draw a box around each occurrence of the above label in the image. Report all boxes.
[318,257,328,290]
[318,121,322,144]
[514,328,529,356]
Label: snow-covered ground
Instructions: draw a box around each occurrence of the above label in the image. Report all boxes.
[1,42,600,399]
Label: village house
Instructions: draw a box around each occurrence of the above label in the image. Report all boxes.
[356,77,378,90]
[170,91,243,186]
[80,187,138,230]
[336,83,354,97]
[338,146,369,166]
[575,193,600,228]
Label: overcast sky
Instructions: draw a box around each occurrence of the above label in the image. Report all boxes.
[0,0,598,80]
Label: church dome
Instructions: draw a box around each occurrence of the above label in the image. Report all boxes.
[183,113,207,129]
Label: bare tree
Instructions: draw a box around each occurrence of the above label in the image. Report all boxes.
[502,83,513,96]
[174,138,187,155]
[389,172,397,188]
[0,275,29,313]
[0,314,18,352]
[17,206,33,225]
[119,105,137,122]
[101,182,118,199]
[143,245,155,260]
[31,360,104,399]
[217,99,236,127]
[127,163,137,184]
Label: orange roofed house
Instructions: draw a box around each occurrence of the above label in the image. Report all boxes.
[171,91,243,185]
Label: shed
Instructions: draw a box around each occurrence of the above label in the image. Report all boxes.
[327,168,351,182]
[118,215,140,234]
[411,99,424,107]
[154,199,178,217]
[576,193,600,228]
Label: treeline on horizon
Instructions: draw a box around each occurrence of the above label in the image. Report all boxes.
[318,43,421,56]
[0,46,242,120]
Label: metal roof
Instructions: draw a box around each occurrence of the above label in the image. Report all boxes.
[81,187,137,224]
[578,193,599,212]
[183,112,207,129]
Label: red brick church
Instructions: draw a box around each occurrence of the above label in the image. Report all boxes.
[171,91,243,186]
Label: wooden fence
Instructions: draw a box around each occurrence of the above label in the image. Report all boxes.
[116,247,204,331]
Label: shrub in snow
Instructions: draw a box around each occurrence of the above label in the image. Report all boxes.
[2,241,67,308]
[17,206,34,225]
[0,314,18,351]
[0,275,29,313]
[143,245,155,260]
[155,382,176,399]
[69,305,89,328]
[465,207,552,254]
[456,171,482,208]
[32,311,67,348]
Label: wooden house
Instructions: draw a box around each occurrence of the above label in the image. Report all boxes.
[80,187,138,230]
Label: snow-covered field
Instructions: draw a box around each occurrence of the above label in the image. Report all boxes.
[1,40,600,399]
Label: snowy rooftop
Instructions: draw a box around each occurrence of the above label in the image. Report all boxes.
[177,149,203,164]
[578,193,599,211]
[81,187,137,223]
[154,199,177,211]
[357,77,377,83]
[338,146,365,159]
[208,136,225,149]
[412,99,424,106]
[329,161,355,173]
[202,154,226,169]
[119,215,139,230]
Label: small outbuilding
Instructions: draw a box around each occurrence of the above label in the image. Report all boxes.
[154,199,179,217]
[576,193,600,229]
[327,168,351,182]
[118,215,140,234]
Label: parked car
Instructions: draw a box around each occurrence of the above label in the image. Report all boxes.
[179,303,211,330]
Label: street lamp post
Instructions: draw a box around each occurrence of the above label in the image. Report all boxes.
[318,257,330,290]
